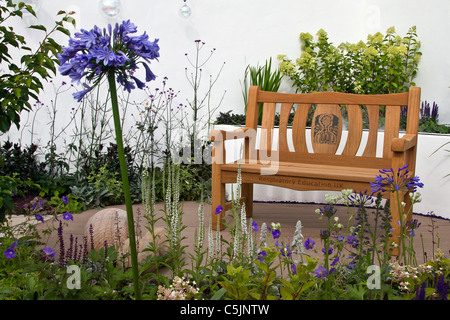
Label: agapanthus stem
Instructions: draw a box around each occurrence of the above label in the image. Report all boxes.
[107,70,141,300]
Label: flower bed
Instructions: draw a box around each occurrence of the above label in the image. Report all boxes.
[0,163,448,301]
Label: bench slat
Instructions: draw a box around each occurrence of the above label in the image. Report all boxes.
[383,105,401,158]
[221,162,379,183]
[342,104,363,156]
[362,105,380,157]
[292,103,312,153]
[257,90,409,106]
[260,102,276,155]
[278,103,294,152]
[240,150,391,168]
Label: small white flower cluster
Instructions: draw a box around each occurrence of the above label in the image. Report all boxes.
[388,261,434,293]
[157,276,199,300]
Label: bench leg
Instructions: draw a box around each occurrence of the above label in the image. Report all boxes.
[242,183,253,218]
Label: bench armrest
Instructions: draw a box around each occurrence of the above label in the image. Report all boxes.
[210,126,254,142]
[391,134,417,152]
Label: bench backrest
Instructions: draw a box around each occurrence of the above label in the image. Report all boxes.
[245,86,421,168]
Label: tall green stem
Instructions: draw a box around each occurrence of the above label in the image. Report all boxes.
[107,71,141,300]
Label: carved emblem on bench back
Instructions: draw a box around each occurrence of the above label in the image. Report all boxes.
[311,104,342,154]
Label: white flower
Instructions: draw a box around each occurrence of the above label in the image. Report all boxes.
[271,222,281,230]
[259,222,267,248]
[325,193,340,204]
[341,189,353,198]
[240,203,247,236]
[197,202,204,248]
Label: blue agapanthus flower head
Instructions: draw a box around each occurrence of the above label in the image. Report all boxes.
[370,164,424,195]
[58,20,160,102]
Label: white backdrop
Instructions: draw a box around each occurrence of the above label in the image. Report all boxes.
[2,0,450,145]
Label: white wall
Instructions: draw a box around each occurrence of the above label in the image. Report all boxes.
[2,0,449,145]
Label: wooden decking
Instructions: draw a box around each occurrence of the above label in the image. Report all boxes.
[35,201,450,267]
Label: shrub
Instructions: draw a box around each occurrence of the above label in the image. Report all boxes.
[278,26,421,94]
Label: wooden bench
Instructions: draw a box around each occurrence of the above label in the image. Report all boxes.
[209,85,421,248]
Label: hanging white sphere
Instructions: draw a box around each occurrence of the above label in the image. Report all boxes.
[99,0,121,19]
[179,3,191,18]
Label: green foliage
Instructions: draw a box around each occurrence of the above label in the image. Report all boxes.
[0,141,46,181]
[0,175,18,222]
[214,110,247,125]
[87,164,124,204]
[218,265,256,300]
[419,121,450,134]
[242,57,283,124]
[278,26,421,94]
[0,1,75,133]
[0,163,449,301]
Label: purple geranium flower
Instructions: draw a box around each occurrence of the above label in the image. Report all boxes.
[4,248,15,259]
[314,266,328,278]
[4,241,17,259]
[290,264,297,275]
[304,238,315,250]
[35,214,44,224]
[271,229,281,240]
[251,220,258,232]
[62,196,69,204]
[257,250,267,262]
[280,244,292,257]
[215,205,223,215]
[42,247,56,258]
[63,212,73,221]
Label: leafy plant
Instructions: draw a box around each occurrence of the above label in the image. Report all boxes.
[214,110,247,126]
[0,141,46,181]
[242,57,283,124]
[87,164,124,206]
[0,175,18,222]
[0,1,74,133]
[278,26,421,94]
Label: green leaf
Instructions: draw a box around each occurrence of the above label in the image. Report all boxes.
[280,286,294,300]
[56,26,71,36]
[29,25,47,32]
[210,287,227,300]
[298,280,316,295]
